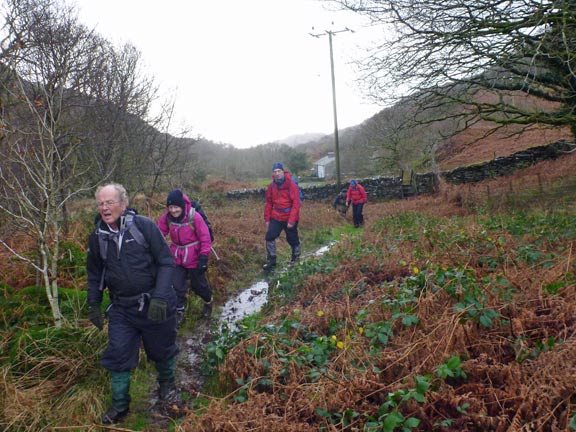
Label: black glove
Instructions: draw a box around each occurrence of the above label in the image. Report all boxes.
[88,304,103,330]
[198,255,209,274]
[147,298,167,322]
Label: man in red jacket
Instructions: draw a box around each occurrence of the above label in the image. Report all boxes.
[263,162,301,271]
[346,179,368,228]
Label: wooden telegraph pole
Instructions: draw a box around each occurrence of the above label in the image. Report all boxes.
[310,26,353,191]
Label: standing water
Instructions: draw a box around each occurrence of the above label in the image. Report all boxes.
[219,280,269,330]
[177,242,336,392]
[218,241,336,330]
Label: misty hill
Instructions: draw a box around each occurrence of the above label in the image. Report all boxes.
[273,133,327,147]
[163,83,574,185]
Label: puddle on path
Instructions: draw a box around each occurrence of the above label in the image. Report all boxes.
[218,241,336,330]
[149,242,338,427]
[219,280,268,324]
[219,280,269,329]
[177,242,336,393]
[313,241,336,257]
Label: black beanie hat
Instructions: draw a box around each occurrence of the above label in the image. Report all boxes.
[167,189,185,209]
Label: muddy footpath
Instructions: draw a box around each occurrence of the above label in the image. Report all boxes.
[147,245,333,428]
[145,281,268,428]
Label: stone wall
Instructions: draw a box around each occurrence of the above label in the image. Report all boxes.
[226,140,573,201]
[227,175,426,201]
[441,140,572,184]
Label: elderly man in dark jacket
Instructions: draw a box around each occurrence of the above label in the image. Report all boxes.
[86,183,179,425]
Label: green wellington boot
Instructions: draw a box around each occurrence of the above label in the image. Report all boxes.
[102,371,131,424]
[156,356,177,401]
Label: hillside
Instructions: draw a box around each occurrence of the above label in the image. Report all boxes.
[437,123,572,171]
[287,91,574,177]
[2,142,576,430]
[180,150,576,431]
[273,132,327,147]
[182,87,574,183]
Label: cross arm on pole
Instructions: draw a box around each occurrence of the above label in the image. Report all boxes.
[308,26,353,190]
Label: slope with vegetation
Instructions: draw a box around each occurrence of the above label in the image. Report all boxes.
[182,151,576,431]
[2,150,576,431]
[2,0,576,429]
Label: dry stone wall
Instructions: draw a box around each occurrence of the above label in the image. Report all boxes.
[226,140,573,201]
[441,140,572,184]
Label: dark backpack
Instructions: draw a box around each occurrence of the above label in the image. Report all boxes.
[190,200,214,242]
[292,176,304,201]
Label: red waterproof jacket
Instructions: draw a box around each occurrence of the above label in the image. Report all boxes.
[264,171,301,224]
[157,192,212,269]
[346,184,368,205]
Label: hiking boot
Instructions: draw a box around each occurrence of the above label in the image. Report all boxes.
[291,244,301,263]
[264,241,277,271]
[159,380,177,401]
[262,257,276,271]
[201,301,212,318]
[101,406,129,424]
[176,309,186,328]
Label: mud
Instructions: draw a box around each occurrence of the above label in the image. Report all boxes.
[147,243,335,428]
[147,278,272,428]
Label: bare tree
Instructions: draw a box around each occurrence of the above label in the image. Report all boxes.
[332,0,576,139]
[0,0,109,326]
[0,0,200,326]
[130,94,197,211]
[74,41,160,189]
[362,111,418,174]
[362,103,451,175]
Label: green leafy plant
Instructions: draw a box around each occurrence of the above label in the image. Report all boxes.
[316,407,360,429]
[364,376,429,431]
[436,356,467,380]
[513,336,557,363]
[570,412,576,430]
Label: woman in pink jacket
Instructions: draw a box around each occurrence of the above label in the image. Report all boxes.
[346,179,368,228]
[158,189,213,326]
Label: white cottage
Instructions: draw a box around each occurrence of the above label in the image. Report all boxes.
[313,152,336,179]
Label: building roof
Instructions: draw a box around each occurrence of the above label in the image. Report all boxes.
[314,154,336,166]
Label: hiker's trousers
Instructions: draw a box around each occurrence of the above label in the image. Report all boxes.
[173,265,212,308]
[352,203,364,227]
[265,218,300,248]
[102,302,179,372]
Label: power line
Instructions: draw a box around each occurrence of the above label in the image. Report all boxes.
[310,26,354,191]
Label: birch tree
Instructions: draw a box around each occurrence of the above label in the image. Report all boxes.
[0,0,106,326]
[0,0,196,327]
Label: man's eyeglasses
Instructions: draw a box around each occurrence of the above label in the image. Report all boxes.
[97,200,121,208]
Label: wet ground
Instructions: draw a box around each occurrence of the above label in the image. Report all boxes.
[147,244,335,427]
[144,275,274,427]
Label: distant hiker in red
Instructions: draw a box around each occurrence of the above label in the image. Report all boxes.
[158,189,213,326]
[346,179,368,228]
[263,162,302,271]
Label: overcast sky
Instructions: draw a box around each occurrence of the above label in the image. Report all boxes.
[76,0,384,148]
